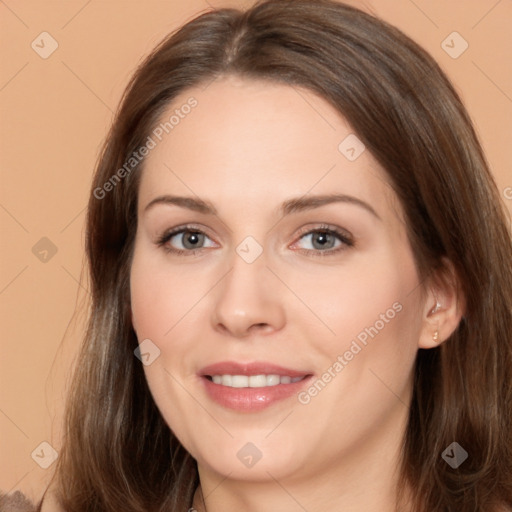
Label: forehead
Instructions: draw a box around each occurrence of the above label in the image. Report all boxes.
[138,75,401,223]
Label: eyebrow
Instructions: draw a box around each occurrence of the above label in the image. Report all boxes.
[144,193,381,220]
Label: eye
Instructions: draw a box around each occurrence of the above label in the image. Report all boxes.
[156,225,216,255]
[156,223,354,257]
[291,224,354,256]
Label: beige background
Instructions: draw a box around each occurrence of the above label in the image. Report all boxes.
[1,0,511,501]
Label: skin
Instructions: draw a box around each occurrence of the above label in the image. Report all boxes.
[129,75,463,512]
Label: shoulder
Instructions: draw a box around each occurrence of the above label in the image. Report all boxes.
[0,491,38,512]
[0,489,65,512]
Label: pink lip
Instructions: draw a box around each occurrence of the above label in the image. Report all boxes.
[198,361,314,412]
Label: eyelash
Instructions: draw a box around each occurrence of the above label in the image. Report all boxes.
[156,223,355,258]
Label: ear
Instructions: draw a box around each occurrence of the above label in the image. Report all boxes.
[418,257,465,349]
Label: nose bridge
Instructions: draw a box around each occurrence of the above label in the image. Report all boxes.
[212,241,286,336]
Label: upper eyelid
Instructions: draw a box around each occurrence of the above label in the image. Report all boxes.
[159,224,216,241]
[295,223,352,239]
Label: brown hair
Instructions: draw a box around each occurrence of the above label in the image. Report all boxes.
[49,0,512,510]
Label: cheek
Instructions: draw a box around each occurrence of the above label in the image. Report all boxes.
[287,248,421,357]
[333,255,421,402]
[297,251,422,426]
[129,248,207,442]
[130,272,175,339]
[291,253,421,442]
[130,249,206,340]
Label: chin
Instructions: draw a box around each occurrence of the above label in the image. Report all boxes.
[193,435,309,482]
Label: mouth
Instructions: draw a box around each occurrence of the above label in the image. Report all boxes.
[198,361,314,411]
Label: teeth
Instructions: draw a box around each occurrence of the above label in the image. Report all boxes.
[248,374,269,387]
[232,375,249,387]
[210,374,304,388]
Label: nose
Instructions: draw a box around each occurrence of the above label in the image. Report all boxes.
[211,250,286,339]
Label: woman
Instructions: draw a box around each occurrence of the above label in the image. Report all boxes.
[8,0,511,510]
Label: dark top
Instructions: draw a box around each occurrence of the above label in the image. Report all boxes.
[0,491,40,512]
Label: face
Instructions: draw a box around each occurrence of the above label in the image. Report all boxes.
[130,75,427,484]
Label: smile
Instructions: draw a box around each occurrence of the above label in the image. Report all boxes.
[207,374,306,387]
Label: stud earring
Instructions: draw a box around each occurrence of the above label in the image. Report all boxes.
[433,330,439,343]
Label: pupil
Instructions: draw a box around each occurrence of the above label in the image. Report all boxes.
[313,231,333,250]
[184,232,203,249]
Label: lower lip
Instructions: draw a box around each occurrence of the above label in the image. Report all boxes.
[200,375,313,412]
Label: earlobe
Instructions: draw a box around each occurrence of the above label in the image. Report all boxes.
[418,259,465,349]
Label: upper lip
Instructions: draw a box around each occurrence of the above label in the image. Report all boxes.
[199,361,312,378]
